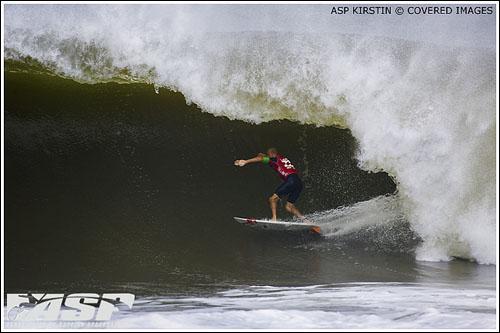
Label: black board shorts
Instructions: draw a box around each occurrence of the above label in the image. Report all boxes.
[274,174,303,203]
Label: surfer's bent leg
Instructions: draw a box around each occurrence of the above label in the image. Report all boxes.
[284,175,305,220]
[285,202,304,219]
[269,194,279,221]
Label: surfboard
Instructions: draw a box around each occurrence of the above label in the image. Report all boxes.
[233,217,321,234]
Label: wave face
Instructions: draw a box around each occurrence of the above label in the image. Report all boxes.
[4,5,496,264]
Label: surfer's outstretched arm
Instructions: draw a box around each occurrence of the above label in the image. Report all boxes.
[234,153,265,167]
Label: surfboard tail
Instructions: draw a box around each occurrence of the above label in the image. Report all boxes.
[310,226,321,234]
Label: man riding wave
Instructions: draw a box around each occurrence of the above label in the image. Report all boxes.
[234,148,306,221]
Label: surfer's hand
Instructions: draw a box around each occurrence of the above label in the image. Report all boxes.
[234,160,246,167]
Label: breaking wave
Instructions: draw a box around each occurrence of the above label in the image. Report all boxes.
[4,5,496,264]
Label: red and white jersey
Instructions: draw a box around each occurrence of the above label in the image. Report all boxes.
[267,154,298,180]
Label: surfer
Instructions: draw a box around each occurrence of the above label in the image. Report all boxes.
[234,148,306,221]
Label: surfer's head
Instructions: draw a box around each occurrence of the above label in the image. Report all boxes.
[267,147,278,158]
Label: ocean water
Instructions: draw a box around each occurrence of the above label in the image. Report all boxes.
[3,4,497,329]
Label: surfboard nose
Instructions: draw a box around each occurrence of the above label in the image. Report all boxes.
[245,218,257,225]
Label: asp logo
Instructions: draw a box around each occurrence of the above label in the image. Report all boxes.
[6,293,135,321]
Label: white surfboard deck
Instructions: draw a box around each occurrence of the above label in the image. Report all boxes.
[233,217,321,234]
